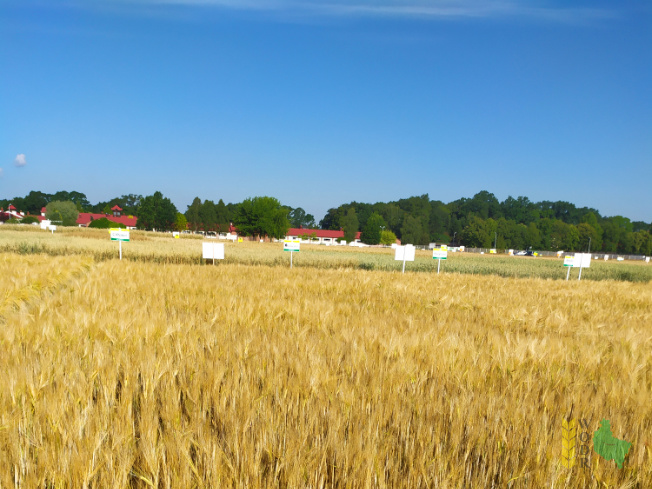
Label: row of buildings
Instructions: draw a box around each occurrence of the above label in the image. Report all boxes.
[1,204,366,245]
[1,205,137,228]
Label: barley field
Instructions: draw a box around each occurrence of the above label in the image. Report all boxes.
[1,225,650,282]
[1,251,650,487]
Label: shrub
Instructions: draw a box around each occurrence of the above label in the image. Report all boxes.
[88,218,126,229]
[20,216,40,225]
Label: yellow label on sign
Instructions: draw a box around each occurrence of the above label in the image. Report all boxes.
[238,237,243,243]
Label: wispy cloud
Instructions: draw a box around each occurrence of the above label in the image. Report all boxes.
[78,0,615,22]
[0,168,4,178]
[14,154,27,167]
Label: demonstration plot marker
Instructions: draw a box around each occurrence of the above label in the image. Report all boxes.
[432,245,447,274]
[202,242,225,265]
[563,253,591,280]
[284,240,300,268]
[395,244,415,273]
[110,228,130,260]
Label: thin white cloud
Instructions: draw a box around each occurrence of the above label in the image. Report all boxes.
[14,154,27,167]
[81,0,615,22]
[0,168,4,178]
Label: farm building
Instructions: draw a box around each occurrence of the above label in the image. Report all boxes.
[284,228,362,245]
[0,205,48,223]
[76,205,138,229]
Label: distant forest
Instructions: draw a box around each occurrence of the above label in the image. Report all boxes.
[2,190,651,255]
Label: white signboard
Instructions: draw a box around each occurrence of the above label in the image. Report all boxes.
[110,229,130,242]
[646,257,650,263]
[48,225,57,232]
[577,253,591,268]
[40,220,51,230]
[203,242,225,260]
[563,256,575,267]
[394,245,415,262]
[283,240,300,252]
[433,249,448,260]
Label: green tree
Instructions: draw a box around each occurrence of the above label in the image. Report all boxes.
[400,215,429,245]
[200,200,218,232]
[288,207,316,229]
[340,208,359,244]
[380,229,398,245]
[175,213,188,232]
[234,196,290,239]
[525,222,541,249]
[137,191,178,231]
[52,191,90,211]
[361,212,387,245]
[185,197,202,231]
[577,223,602,252]
[459,216,492,248]
[45,201,79,226]
[23,191,49,214]
[214,199,231,233]
[89,217,126,229]
[20,215,40,225]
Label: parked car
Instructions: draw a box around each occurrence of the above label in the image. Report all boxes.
[515,250,534,256]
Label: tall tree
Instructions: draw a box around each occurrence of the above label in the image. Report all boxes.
[200,200,218,232]
[361,212,387,245]
[215,199,231,233]
[234,196,290,239]
[288,207,316,228]
[45,201,79,226]
[340,208,359,244]
[400,215,429,245]
[185,197,202,231]
[137,191,178,231]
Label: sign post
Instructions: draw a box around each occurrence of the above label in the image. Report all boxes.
[432,245,448,274]
[110,229,130,260]
[283,240,300,268]
[563,253,591,280]
[394,244,416,273]
[577,253,591,281]
[202,242,225,264]
[563,255,574,280]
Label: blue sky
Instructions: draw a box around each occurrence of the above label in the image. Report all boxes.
[1,0,650,222]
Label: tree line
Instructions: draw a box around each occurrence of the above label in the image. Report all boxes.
[2,190,650,254]
[319,191,652,254]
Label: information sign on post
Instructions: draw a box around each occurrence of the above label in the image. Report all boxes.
[109,228,130,260]
[563,253,591,280]
[394,244,416,273]
[284,240,300,268]
[576,253,591,281]
[202,242,225,264]
[432,247,448,274]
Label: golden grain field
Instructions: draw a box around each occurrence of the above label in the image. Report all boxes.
[0,252,650,488]
[1,225,651,282]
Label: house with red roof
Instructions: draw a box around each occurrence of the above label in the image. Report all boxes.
[0,204,46,223]
[284,227,362,245]
[76,205,138,229]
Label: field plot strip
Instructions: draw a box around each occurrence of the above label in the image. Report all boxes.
[1,227,651,282]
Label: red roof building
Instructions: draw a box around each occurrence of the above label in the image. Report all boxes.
[76,213,138,229]
[284,228,362,245]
